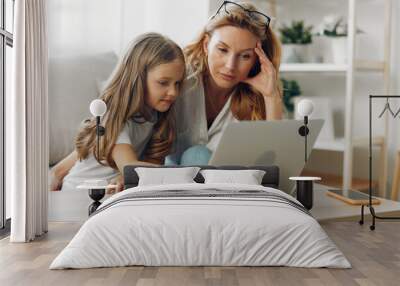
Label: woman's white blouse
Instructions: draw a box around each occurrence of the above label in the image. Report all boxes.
[173,75,238,158]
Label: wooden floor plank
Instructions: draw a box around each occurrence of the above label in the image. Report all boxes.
[1,221,400,286]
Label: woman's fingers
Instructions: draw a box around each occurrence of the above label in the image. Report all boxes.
[255,42,273,68]
[255,49,276,76]
[255,49,272,68]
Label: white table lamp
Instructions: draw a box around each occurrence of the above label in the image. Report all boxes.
[90,99,107,161]
[297,99,314,162]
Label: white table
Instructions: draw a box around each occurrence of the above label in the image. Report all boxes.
[311,184,400,221]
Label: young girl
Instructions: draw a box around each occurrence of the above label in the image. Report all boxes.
[50,33,185,192]
[169,1,282,165]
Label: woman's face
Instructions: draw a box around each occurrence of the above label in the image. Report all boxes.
[204,25,258,90]
[145,59,185,112]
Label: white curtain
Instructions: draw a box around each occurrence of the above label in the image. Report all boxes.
[9,0,49,242]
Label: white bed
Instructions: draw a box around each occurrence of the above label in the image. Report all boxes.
[50,183,351,269]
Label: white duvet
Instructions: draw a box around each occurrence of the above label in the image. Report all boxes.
[50,183,351,269]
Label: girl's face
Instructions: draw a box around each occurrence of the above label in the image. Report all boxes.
[145,59,185,112]
[204,26,258,90]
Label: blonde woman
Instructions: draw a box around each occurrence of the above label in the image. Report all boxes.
[50,33,185,192]
[169,1,282,165]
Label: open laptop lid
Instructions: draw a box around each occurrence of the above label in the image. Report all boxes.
[208,119,324,194]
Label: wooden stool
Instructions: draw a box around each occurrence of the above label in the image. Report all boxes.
[391,150,400,201]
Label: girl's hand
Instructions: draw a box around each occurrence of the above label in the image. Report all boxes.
[49,170,63,191]
[107,174,124,194]
[242,42,278,98]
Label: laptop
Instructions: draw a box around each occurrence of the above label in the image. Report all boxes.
[208,119,324,193]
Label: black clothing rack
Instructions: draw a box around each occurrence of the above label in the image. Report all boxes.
[359,95,400,230]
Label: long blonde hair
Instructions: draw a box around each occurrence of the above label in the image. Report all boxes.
[75,33,185,166]
[184,2,282,120]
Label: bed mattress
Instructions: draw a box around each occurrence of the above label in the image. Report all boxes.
[50,183,351,269]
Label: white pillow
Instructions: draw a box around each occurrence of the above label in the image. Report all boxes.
[135,167,201,186]
[200,169,266,185]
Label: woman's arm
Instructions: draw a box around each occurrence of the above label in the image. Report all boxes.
[264,88,283,120]
[49,151,78,191]
[110,144,158,192]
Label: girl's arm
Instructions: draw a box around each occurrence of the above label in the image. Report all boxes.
[110,144,158,192]
[49,151,78,191]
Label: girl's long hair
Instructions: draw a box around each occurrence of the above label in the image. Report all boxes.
[75,33,185,167]
[184,2,282,120]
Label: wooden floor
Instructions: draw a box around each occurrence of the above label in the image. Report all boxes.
[1,221,399,286]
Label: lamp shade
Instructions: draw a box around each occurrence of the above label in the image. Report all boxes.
[297,99,314,117]
[90,99,107,117]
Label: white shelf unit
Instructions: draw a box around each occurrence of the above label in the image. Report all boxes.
[315,136,386,153]
[281,61,385,73]
[280,63,348,73]
[270,0,392,196]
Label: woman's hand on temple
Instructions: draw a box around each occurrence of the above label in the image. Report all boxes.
[242,41,279,98]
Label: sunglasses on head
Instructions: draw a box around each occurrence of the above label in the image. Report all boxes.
[211,1,271,31]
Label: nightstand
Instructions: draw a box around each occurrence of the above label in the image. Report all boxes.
[289,176,321,210]
[77,181,117,215]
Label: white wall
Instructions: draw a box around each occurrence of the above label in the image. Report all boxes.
[144,0,209,47]
[48,0,122,57]
[48,0,209,58]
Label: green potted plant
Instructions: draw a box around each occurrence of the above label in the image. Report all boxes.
[281,78,301,118]
[321,16,348,37]
[318,15,363,64]
[319,15,347,64]
[279,20,313,63]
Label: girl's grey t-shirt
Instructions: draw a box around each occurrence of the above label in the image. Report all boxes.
[61,114,157,191]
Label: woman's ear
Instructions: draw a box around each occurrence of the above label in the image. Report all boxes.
[203,34,210,56]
